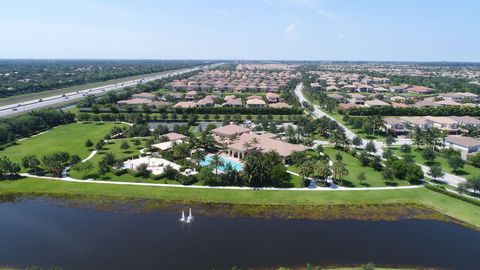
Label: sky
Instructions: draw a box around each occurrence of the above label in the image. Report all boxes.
[1,0,479,62]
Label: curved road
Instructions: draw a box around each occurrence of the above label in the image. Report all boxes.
[294,82,466,187]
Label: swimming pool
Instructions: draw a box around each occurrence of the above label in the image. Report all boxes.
[199,155,243,172]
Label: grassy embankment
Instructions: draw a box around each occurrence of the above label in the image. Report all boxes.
[0,178,479,228]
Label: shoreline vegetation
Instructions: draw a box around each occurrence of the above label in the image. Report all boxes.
[1,178,479,229]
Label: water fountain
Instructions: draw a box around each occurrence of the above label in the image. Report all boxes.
[180,210,186,222]
[186,208,193,223]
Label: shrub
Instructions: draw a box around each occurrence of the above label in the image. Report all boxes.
[425,184,480,207]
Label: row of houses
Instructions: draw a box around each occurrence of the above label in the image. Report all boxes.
[335,92,480,111]
[172,93,291,109]
[166,68,301,92]
[384,116,480,135]
[384,116,480,159]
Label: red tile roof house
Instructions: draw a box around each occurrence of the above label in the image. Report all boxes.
[212,124,251,139]
[364,99,390,107]
[117,98,153,106]
[384,117,407,135]
[161,132,187,142]
[266,92,281,103]
[269,102,291,109]
[225,132,306,163]
[222,98,243,107]
[196,97,214,107]
[349,93,367,105]
[246,98,267,108]
[450,116,480,128]
[399,116,434,131]
[424,116,459,134]
[173,101,196,108]
[132,92,156,100]
[407,86,434,94]
[185,91,198,100]
[446,135,480,159]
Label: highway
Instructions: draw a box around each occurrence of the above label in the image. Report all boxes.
[0,63,222,117]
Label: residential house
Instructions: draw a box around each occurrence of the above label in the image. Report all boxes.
[349,93,366,105]
[424,116,459,134]
[266,92,280,103]
[399,116,433,130]
[246,98,267,108]
[384,117,407,135]
[446,136,480,159]
[449,116,480,128]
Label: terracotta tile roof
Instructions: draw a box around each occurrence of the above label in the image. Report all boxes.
[447,136,480,148]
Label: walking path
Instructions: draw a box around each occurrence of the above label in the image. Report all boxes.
[20,172,423,191]
[294,82,466,187]
[82,150,97,162]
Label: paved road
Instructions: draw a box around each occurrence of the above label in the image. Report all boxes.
[294,82,466,187]
[294,83,385,156]
[0,63,223,117]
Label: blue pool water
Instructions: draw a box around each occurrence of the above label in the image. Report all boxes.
[200,156,243,171]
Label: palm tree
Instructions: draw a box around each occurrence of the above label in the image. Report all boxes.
[313,159,331,181]
[172,142,190,159]
[332,160,349,185]
[211,154,224,175]
[192,150,206,166]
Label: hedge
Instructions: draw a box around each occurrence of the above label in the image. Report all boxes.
[342,105,480,116]
[424,184,480,207]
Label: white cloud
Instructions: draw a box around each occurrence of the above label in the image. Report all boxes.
[284,23,298,42]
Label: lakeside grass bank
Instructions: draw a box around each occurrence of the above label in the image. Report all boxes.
[0,178,479,229]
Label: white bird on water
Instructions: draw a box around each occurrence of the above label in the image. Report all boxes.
[180,210,186,222]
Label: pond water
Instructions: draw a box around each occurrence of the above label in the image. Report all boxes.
[0,199,479,270]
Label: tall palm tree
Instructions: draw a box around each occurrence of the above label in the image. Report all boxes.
[172,142,190,159]
[192,150,206,166]
[211,154,224,175]
[332,160,349,185]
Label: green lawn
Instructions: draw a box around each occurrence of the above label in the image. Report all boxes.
[68,137,144,179]
[67,137,182,184]
[1,177,479,228]
[323,147,408,187]
[390,147,480,177]
[0,122,126,169]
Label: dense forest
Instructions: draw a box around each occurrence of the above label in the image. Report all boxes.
[0,59,210,98]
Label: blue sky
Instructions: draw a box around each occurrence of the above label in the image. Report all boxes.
[1,0,479,61]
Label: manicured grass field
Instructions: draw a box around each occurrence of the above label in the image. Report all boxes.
[0,122,126,169]
[323,147,408,187]
[68,137,144,179]
[1,177,479,228]
[390,147,480,177]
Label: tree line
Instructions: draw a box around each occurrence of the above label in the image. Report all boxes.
[0,60,208,98]
[343,105,480,116]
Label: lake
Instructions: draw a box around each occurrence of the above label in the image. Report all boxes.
[0,198,479,270]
